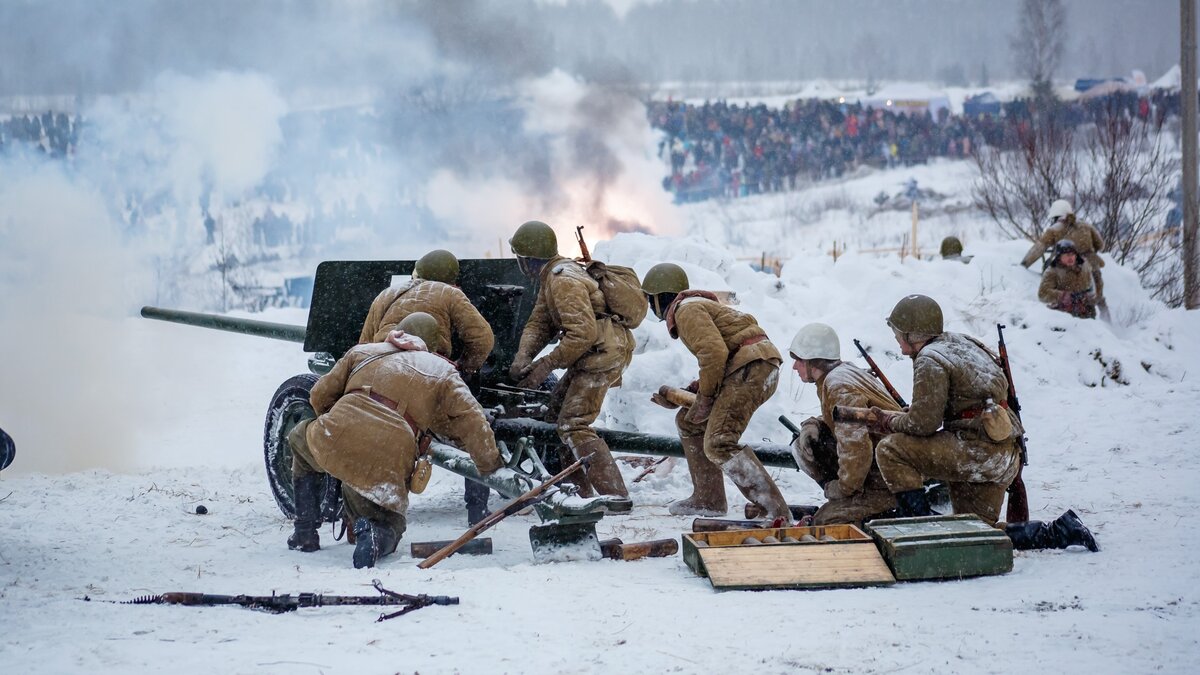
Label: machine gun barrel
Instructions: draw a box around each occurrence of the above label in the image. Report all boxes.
[141,306,307,343]
[490,418,797,469]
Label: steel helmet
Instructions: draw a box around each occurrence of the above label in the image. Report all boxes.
[939,236,963,258]
[886,294,944,336]
[789,323,840,361]
[641,263,690,294]
[1048,199,1073,221]
[396,311,441,350]
[509,220,558,259]
[414,249,460,284]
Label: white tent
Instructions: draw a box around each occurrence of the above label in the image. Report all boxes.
[860,83,951,117]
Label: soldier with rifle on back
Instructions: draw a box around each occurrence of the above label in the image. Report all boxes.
[507,220,638,506]
[841,294,1098,551]
[785,323,899,526]
[287,312,503,568]
[357,249,498,526]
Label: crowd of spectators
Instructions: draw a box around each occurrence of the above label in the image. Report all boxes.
[649,89,1185,203]
[0,111,81,157]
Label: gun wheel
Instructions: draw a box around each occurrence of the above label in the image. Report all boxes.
[263,373,342,522]
[0,426,14,472]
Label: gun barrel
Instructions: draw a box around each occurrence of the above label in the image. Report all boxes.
[491,418,797,469]
[141,306,306,344]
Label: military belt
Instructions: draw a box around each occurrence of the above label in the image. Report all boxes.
[957,399,1008,420]
[347,387,424,440]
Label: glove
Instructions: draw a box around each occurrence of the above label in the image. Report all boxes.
[517,359,555,390]
[684,393,715,424]
[867,406,899,435]
[509,354,532,381]
[650,391,679,409]
[792,419,822,465]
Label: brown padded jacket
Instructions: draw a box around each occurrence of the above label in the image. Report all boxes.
[670,295,782,397]
[1021,216,1105,269]
[358,280,495,373]
[306,341,501,513]
[816,362,901,498]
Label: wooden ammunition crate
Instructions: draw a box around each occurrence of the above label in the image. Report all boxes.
[681,525,895,590]
[864,515,1013,581]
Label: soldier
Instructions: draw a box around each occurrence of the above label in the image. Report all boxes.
[642,263,790,521]
[939,236,972,263]
[358,249,494,376]
[787,323,898,525]
[1020,200,1106,309]
[508,220,635,503]
[1038,240,1097,319]
[869,295,1097,550]
[358,249,496,525]
[287,313,502,568]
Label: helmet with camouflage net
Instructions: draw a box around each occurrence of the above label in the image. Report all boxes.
[939,236,963,258]
[509,220,558,259]
[641,263,690,294]
[414,249,460,284]
[789,323,840,361]
[886,294,944,336]
[396,312,441,349]
[1048,199,1073,221]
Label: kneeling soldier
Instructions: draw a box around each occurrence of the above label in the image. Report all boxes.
[642,263,789,521]
[788,323,898,525]
[1038,240,1097,319]
[287,313,502,568]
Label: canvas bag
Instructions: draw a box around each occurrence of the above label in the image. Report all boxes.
[584,260,648,329]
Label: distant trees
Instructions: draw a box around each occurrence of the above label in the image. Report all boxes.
[1011,0,1066,101]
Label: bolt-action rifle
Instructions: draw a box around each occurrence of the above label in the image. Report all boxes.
[853,339,909,408]
[996,324,1029,523]
[110,579,457,622]
[576,225,592,263]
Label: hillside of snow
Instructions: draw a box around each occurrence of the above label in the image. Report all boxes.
[3,155,1199,673]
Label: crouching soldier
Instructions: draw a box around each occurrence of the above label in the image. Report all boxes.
[287,313,502,568]
[1038,240,1097,319]
[357,249,497,525]
[1021,199,1106,311]
[867,295,1097,550]
[641,263,790,521]
[787,323,898,525]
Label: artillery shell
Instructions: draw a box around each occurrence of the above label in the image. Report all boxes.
[819,534,837,542]
[598,538,624,559]
[800,534,818,543]
[612,538,679,561]
[761,536,779,544]
[781,536,799,543]
[741,536,763,545]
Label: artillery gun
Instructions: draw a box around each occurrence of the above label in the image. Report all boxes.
[142,258,797,561]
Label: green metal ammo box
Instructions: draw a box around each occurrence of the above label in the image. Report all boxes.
[864,515,1013,581]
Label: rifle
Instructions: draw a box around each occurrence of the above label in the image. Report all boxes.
[112,579,457,622]
[576,225,592,263]
[853,339,909,408]
[996,324,1029,523]
[417,457,585,569]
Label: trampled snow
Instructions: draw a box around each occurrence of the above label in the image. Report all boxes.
[2,160,1199,674]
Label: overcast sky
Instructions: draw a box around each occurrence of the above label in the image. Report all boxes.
[0,0,1183,97]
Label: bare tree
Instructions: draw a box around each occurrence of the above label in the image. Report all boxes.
[1011,0,1066,101]
[972,112,1078,240]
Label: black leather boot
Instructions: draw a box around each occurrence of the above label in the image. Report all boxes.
[894,489,934,517]
[352,518,399,569]
[464,478,492,527]
[1005,509,1099,552]
[287,474,322,552]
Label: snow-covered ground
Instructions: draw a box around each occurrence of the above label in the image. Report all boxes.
[3,157,1199,673]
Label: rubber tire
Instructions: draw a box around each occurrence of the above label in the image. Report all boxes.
[0,426,14,471]
[263,373,342,522]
